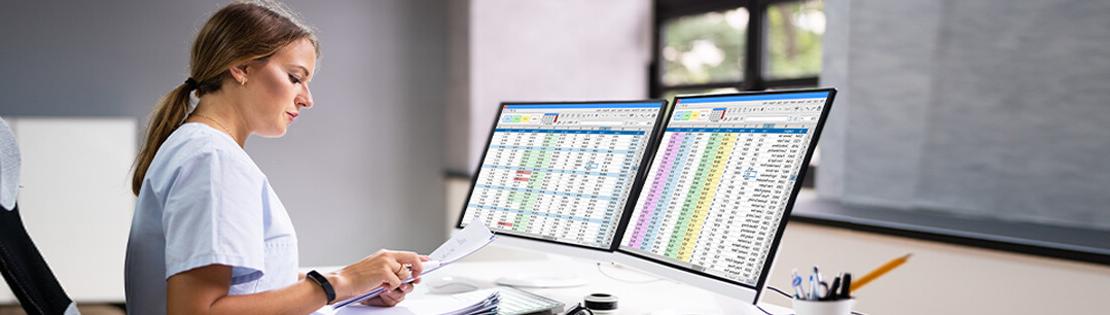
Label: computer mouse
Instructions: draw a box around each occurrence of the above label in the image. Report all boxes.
[427,276,481,294]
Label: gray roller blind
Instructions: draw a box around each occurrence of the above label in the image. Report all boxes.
[816,0,1110,231]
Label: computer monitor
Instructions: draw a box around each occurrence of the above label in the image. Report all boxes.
[457,100,667,263]
[614,88,836,304]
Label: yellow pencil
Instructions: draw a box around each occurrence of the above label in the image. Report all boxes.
[853,253,911,291]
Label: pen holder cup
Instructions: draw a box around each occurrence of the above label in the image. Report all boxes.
[792,298,855,315]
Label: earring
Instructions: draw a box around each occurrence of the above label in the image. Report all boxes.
[240,79,246,86]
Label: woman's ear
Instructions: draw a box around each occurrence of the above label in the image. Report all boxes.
[227,61,252,85]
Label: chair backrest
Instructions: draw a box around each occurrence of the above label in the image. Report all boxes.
[0,117,78,315]
[1,117,19,211]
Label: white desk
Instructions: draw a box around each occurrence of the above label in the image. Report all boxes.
[313,244,793,315]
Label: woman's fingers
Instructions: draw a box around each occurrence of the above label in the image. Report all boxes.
[367,284,411,306]
[396,266,412,282]
[382,266,403,290]
[392,252,424,277]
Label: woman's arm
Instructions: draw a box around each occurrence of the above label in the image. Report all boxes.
[168,265,328,315]
[167,250,424,315]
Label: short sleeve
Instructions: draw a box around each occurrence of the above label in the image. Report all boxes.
[162,148,265,284]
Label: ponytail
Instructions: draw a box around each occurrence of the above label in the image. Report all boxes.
[130,83,194,195]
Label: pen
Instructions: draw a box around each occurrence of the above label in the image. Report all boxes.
[839,273,852,299]
[808,274,817,300]
[825,276,841,301]
[854,253,911,291]
[813,265,827,300]
[791,269,804,299]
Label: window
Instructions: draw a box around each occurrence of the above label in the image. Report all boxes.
[652,0,825,186]
[651,0,824,97]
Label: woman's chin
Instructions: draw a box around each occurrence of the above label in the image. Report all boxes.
[257,126,288,138]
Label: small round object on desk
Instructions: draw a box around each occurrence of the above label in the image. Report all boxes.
[584,293,618,314]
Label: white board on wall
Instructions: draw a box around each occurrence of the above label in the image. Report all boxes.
[1,117,135,303]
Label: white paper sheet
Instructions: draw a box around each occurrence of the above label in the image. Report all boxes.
[325,221,496,311]
[430,220,497,264]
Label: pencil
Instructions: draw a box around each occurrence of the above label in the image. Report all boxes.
[853,253,911,291]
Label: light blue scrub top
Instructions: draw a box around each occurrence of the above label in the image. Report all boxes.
[125,123,299,314]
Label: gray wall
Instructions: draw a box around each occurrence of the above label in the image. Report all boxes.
[0,0,447,266]
[457,0,653,170]
[817,0,1110,229]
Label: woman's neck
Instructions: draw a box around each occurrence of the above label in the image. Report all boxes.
[188,95,250,147]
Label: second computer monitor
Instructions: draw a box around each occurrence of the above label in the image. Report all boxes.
[458,100,666,260]
[615,89,836,303]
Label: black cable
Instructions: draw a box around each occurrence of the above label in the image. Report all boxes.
[767,285,794,299]
[754,303,775,315]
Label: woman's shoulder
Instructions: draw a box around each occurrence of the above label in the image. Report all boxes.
[150,123,261,178]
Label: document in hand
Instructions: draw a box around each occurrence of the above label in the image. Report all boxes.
[328,221,497,310]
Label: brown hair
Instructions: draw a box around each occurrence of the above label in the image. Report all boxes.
[131,0,319,195]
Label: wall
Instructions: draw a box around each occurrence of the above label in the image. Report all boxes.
[457,0,654,171]
[816,0,1110,229]
[0,0,447,274]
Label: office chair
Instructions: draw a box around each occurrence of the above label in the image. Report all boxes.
[0,117,79,315]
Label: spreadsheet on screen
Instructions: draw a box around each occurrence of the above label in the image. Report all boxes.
[461,102,663,249]
[619,91,830,286]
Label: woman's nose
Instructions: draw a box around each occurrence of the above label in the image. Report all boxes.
[298,87,313,109]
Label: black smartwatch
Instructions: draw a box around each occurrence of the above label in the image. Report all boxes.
[306,270,336,304]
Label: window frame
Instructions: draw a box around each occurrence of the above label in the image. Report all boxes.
[649,0,820,97]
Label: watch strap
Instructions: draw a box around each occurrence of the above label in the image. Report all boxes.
[306,270,336,304]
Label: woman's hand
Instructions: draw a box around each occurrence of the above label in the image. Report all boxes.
[360,258,425,307]
[361,282,415,307]
[331,250,427,303]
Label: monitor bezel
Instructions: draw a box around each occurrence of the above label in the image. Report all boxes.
[455,99,670,260]
[612,88,838,304]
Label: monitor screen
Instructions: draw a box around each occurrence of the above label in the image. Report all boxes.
[459,101,666,251]
[618,89,834,288]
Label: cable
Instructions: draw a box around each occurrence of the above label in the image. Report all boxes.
[767,285,794,299]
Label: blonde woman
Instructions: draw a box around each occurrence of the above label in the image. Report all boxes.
[124,2,423,314]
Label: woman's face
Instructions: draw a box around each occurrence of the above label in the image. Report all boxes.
[238,39,316,138]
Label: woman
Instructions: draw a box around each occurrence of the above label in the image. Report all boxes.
[123,2,424,314]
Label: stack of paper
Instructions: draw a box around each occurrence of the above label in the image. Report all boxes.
[334,290,499,315]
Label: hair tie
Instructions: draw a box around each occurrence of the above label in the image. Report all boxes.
[184,78,199,90]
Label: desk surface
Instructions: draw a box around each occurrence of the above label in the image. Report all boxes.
[313,244,792,315]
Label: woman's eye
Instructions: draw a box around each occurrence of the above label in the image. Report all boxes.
[288,74,302,84]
